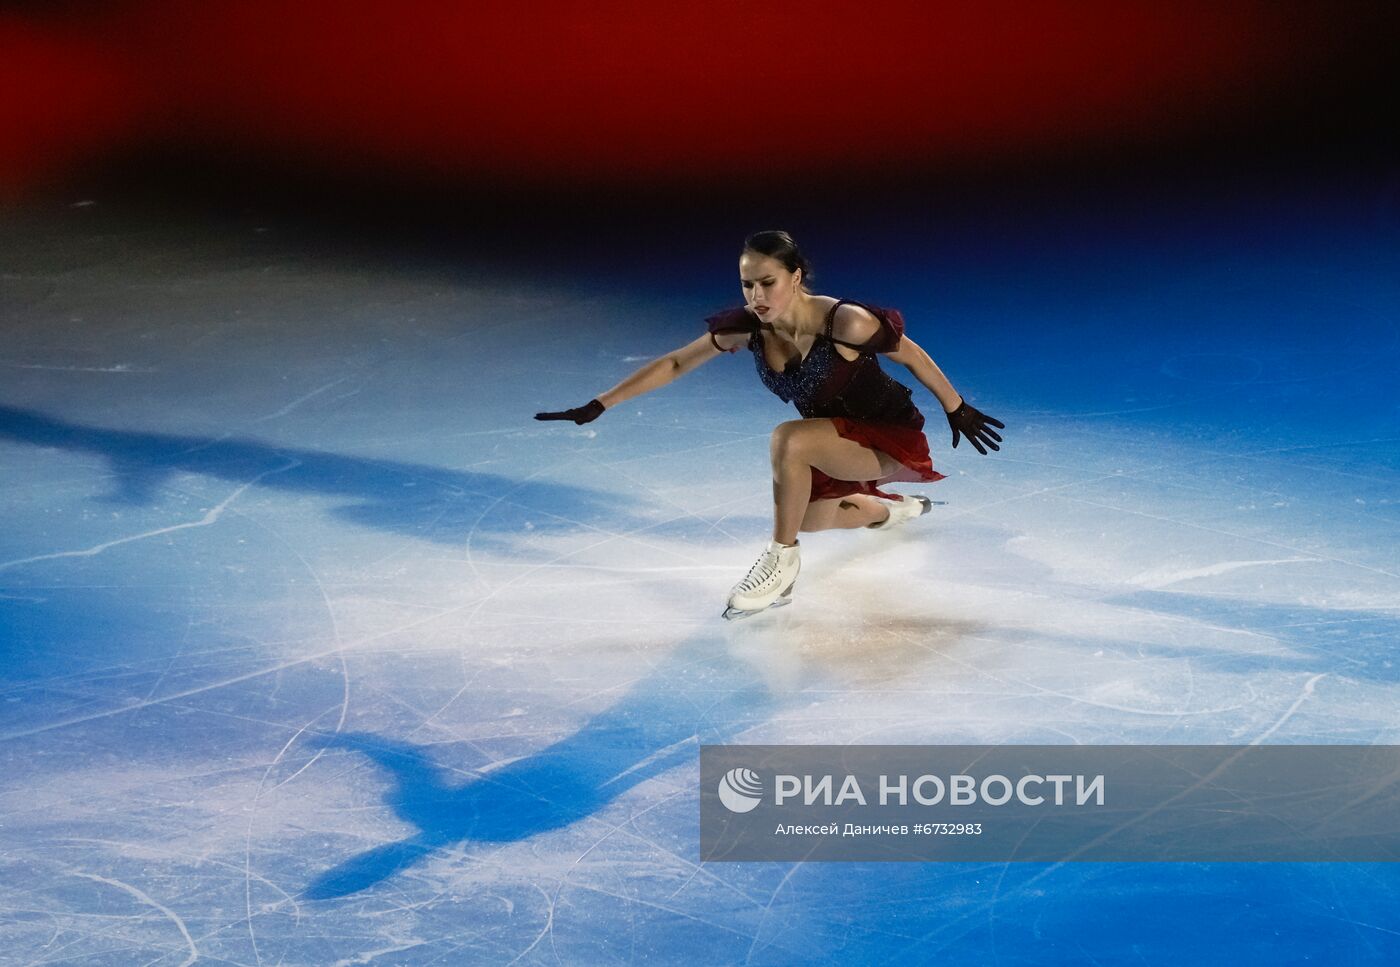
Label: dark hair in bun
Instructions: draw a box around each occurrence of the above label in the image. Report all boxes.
[743,230,813,292]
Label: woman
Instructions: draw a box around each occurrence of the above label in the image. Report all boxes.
[536,231,1003,619]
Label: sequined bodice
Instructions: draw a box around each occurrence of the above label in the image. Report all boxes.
[747,324,923,429]
[753,328,838,409]
[705,299,926,430]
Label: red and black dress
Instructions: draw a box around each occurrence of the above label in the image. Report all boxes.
[705,299,945,502]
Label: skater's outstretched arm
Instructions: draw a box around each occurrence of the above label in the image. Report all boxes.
[833,304,1005,454]
[534,333,734,424]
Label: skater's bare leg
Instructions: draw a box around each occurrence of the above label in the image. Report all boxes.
[800,494,890,532]
[770,419,898,544]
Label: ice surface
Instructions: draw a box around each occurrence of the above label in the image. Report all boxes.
[1,189,1398,964]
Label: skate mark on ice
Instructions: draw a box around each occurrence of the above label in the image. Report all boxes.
[66,869,199,967]
[0,460,298,572]
[1129,557,1322,589]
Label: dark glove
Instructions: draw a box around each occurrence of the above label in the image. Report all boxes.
[946,400,1004,454]
[534,398,605,425]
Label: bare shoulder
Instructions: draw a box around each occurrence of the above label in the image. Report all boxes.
[830,302,882,344]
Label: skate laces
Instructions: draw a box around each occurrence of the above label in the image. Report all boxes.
[736,548,780,592]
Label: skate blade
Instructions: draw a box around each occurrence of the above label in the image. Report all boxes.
[915,496,948,515]
[914,496,949,510]
[721,586,795,621]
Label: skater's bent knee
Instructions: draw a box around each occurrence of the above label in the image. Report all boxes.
[769,420,807,460]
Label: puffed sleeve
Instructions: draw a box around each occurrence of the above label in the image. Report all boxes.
[864,306,905,354]
[704,306,755,353]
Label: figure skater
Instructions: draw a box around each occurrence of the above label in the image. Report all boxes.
[536,231,1003,619]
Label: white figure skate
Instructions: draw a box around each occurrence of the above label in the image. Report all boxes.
[722,540,801,620]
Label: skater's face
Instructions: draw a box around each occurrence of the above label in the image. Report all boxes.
[739,252,802,321]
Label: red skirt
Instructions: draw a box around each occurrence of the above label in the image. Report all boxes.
[810,417,946,503]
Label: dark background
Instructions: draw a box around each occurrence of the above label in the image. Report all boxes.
[2,0,1396,227]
